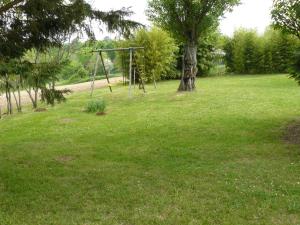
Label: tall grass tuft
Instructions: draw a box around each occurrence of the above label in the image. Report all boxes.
[86,100,106,114]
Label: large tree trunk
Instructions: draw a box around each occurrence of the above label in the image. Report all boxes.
[33,88,38,109]
[178,42,198,92]
[6,89,12,114]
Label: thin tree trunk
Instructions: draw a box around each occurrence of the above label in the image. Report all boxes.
[4,75,13,114]
[178,42,198,92]
[8,89,12,114]
[12,91,20,112]
[5,89,10,114]
[26,88,37,109]
[17,85,22,112]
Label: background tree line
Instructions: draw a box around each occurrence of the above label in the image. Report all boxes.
[223,27,300,74]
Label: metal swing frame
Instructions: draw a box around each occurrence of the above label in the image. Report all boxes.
[90,47,145,97]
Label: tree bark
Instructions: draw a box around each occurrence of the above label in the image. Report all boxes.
[4,75,13,114]
[26,88,37,109]
[12,91,20,112]
[178,42,198,92]
[17,85,22,112]
[5,89,10,114]
[33,88,38,109]
[6,89,13,114]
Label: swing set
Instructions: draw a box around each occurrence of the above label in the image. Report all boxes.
[90,47,149,97]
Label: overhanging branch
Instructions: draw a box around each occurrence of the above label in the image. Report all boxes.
[0,0,25,15]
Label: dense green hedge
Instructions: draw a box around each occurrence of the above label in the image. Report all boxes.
[223,28,300,74]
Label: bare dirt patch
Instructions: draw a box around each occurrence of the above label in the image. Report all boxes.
[35,108,47,112]
[96,112,106,116]
[59,118,75,124]
[283,120,300,145]
[55,156,75,163]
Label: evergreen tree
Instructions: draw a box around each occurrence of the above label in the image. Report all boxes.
[0,0,140,59]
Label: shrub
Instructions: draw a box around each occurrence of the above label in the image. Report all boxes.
[60,61,89,81]
[41,88,72,106]
[116,27,178,82]
[86,100,106,114]
[290,47,300,85]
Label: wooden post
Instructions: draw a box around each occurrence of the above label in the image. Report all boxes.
[90,52,100,97]
[99,51,112,93]
[153,75,157,89]
[129,48,133,97]
[133,68,136,89]
[182,55,185,79]
[123,70,125,86]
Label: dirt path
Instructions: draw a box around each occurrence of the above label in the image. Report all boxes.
[0,77,122,109]
[283,120,300,146]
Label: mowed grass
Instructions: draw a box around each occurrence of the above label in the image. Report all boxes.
[0,74,300,225]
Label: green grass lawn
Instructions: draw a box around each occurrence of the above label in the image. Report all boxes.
[0,74,300,225]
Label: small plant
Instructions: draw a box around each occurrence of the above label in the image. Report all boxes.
[86,99,106,115]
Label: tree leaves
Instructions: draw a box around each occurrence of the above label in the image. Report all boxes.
[147,0,240,43]
[0,0,141,59]
[272,0,300,39]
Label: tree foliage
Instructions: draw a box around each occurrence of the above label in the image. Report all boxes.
[290,47,300,85]
[134,28,178,81]
[116,28,178,83]
[0,0,140,116]
[147,0,239,43]
[271,0,300,39]
[272,0,300,84]
[0,0,141,59]
[223,28,299,74]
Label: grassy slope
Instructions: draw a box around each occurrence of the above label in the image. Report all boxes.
[0,75,300,225]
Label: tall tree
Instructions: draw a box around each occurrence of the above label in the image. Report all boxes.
[272,0,300,84]
[147,0,240,91]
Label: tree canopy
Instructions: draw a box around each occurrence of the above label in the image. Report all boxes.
[272,0,300,85]
[0,0,140,59]
[271,0,300,39]
[147,0,240,44]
